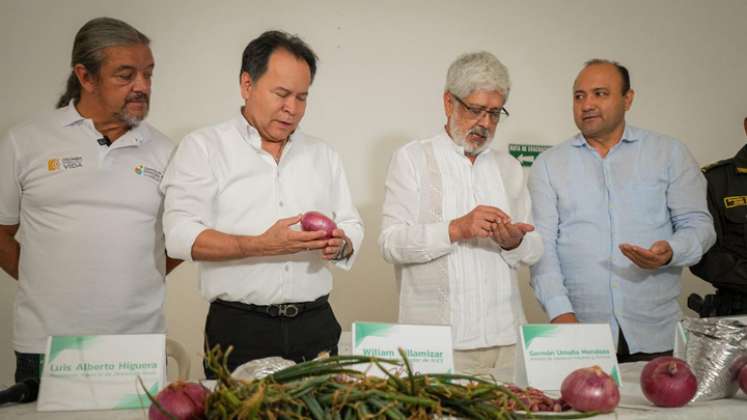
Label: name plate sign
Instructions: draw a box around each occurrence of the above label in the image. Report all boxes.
[352,322,453,376]
[515,324,620,391]
[38,334,165,411]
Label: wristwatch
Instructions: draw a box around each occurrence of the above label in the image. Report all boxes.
[333,238,349,260]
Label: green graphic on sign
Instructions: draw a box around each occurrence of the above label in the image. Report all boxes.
[114,381,158,409]
[610,365,621,386]
[355,322,393,345]
[522,325,558,348]
[49,336,96,362]
[508,144,551,167]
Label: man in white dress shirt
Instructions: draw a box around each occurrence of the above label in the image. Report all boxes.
[161,31,363,376]
[378,52,543,374]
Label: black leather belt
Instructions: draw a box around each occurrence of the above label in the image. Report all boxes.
[214,295,329,318]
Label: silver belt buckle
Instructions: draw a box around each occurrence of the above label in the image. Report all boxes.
[277,304,300,318]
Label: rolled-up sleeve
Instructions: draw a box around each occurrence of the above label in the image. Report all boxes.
[378,146,454,265]
[666,142,716,267]
[160,135,215,261]
[528,156,574,320]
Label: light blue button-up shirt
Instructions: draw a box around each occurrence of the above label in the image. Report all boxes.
[528,125,716,353]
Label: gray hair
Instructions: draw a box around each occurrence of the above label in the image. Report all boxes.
[445,51,511,100]
[56,17,150,108]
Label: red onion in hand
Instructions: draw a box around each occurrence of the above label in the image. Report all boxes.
[640,356,697,407]
[300,211,337,239]
[560,366,620,413]
[739,364,747,395]
[149,381,209,420]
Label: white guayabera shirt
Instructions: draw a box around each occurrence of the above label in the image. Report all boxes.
[161,112,364,305]
[379,131,543,350]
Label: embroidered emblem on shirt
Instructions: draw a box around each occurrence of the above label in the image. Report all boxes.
[48,157,83,171]
[134,164,163,182]
[724,196,747,208]
[48,159,60,171]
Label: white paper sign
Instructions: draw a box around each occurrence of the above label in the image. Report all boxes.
[37,334,165,411]
[515,324,620,391]
[352,322,453,376]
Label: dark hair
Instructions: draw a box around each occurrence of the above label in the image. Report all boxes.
[240,30,317,83]
[56,17,150,108]
[584,58,631,94]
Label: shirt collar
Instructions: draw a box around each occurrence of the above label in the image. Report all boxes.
[59,101,86,127]
[58,101,150,147]
[571,124,640,147]
[234,107,298,150]
[733,144,747,171]
[235,108,262,148]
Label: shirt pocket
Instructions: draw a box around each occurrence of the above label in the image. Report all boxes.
[724,204,747,247]
[625,182,668,227]
[724,203,747,224]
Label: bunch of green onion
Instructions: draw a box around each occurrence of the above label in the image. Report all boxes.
[203,346,596,419]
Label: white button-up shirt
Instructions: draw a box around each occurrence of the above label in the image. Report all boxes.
[379,131,543,349]
[161,113,363,305]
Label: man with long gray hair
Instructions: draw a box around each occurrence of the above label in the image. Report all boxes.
[379,52,543,374]
[0,17,179,388]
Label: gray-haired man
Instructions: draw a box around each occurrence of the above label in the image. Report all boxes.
[0,17,179,386]
[378,52,543,374]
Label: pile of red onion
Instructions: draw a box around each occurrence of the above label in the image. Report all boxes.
[300,211,337,239]
[640,356,697,407]
[560,366,619,413]
[739,363,747,395]
[149,381,209,420]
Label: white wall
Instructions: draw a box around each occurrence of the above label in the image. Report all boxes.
[1,0,745,382]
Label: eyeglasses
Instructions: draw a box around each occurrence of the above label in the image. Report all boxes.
[451,93,509,123]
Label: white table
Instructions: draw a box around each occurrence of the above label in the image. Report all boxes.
[2,362,745,419]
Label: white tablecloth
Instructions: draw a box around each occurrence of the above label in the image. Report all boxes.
[3,357,746,419]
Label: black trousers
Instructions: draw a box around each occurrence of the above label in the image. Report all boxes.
[15,352,42,383]
[616,329,672,363]
[203,298,341,378]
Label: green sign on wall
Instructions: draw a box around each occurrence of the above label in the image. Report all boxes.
[508,144,551,167]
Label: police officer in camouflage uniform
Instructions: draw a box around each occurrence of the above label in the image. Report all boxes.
[690,117,747,317]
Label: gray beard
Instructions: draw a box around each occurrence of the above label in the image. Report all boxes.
[449,119,494,155]
[114,106,147,128]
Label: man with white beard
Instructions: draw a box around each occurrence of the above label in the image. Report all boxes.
[378,51,543,375]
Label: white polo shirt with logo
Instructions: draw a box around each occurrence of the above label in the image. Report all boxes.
[0,103,174,353]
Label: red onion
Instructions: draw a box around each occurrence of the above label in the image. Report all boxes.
[149,381,209,420]
[640,356,697,407]
[300,211,337,238]
[560,366,619,413]
[739,364,747,395]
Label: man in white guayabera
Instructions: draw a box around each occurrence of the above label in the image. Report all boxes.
[378,52,543,375]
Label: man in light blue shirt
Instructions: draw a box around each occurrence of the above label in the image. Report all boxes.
[528,59,715,362]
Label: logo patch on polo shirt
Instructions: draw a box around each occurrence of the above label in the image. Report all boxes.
[134,164,163,182]
[47,156,83,171]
